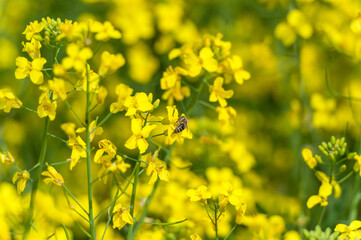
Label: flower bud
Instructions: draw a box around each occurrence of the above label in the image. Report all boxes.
[339,164,346,173]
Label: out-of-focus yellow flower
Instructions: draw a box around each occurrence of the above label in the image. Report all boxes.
[37,98,57,121]
[98,51,125,76]
[62,43,92,72]
[22,39,41,59]
[209,77,233,107]
[187,185,212,202]
[183,46,218,77]
[81,68,99,93]
[98,155,131,183]
[160,66,188,90]
[335,220,361,240]
[124,92,154,116]
[94,139,117,163]
[0,151,15,165]
[216,106,236,125]
[15,56,47,85]
[275,9,313,46]
[48,78,67,101]
[0,88,22,113]
[12,170,30,194]
[162,81,190,106]
[61,122,76,139]
[350,13,361,34]
[96,86,108,105]
[223,55,251,85]
[67,136,87,170]
[23,20,44,41]
[91,21,121,41]
[190,233,202,240]
[235,203,247,224]
[110,84,134,113]
[306,181,332,208]
[164,106,192,145]
[127,43,159,84]
[302,148,317,169]
[284,230,302,240]
[125,118,156,153]
[155,2,183,32]
[112,203,133,230]
[354,155,361,176]
[42,166,64,186]
[315,171,342,198]
[76,120,103,142]
[142,152,170,184]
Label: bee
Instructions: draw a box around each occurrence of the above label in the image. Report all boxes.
[173,116,188,133]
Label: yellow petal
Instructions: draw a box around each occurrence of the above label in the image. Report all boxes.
[306,195,321,209]
[350,220,361,231]
[137,138,148,153]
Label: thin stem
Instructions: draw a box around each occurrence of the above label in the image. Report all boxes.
[127,161,140,240]
[224,223,237,240]
[186,79,205,116]
[94,112,113,132]
[133,180,159,235]
[63,185,89,216]
[338,171,354,184]
[75,221,92,238]
[101,176,121,240]
[52,88,77,102]
[135,219,187,226]
[146,133,165,139]
[317,207,326,226]
[23,93,52,239]
[65,100,86,128]
[198,100,216,110]
[62,224,70,240]
[47,133,67,143]
[21,105,37,114]
[85,64,96,239]
[214,202,219,240]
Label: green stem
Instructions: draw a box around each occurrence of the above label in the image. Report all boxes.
[338,171,354,184]
[94,112,113,131]
[224,223,237,240]
[214,202,219,240]
[65,100,86,127]
[85,64,96,239]
[186,80,205,116]
[135,219,187,226]
[23,101,51,239]
[133,180,159,235]
[317,207,326,226]
[127,161,140,240]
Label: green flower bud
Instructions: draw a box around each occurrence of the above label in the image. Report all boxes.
[322,142,328,149]
[339,164,346,173]
[348,152,357,159]
[331,136,336,144]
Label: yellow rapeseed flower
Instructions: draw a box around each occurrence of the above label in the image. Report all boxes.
[62,43,93,72]
[48,78,67,101]
[0,151,15,165]
[0,88,22,113]
[94,139,117,163]
[187,185,212,202]
[164,106,192,145]
[22,39,41,59]
[91,21,121,41]
[98,51,125,76]
[67,136,87,170]
[216,106,237,125]
[302,148,317,169]
[110,83,134,113]
[306,181,332,209]
[41,166,64,186]
[209,77,233,107]
[112,203,133,230]
[335,220,361,240]
[142,152,170,184]
[12,170,30,194]
[23,20,44,41]
[124,92,154,116]
[183,46,218,77]
[224,55,251,85]
[125,119,156,153]
[15,56,47,85]
[37,98,57,121]
[190,233,202,240]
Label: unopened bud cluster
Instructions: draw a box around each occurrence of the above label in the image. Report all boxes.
[303,225,339,240]
[41,17,66,45]
[318,136,346,161]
